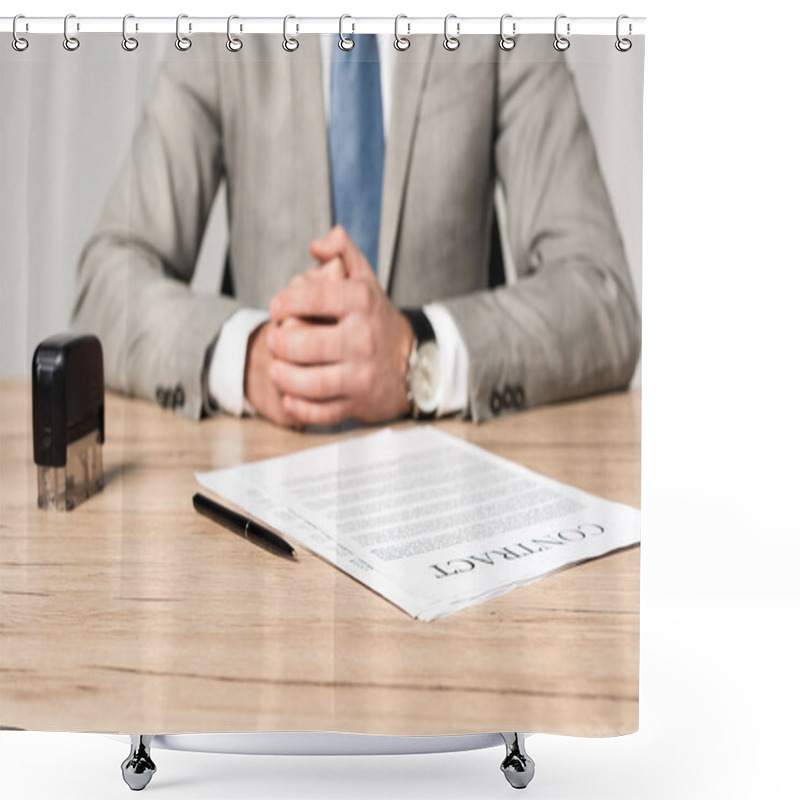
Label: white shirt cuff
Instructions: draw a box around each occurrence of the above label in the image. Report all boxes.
[208,308,270,417]
[422,303,470,417]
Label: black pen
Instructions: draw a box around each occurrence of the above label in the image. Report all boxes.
[193,493,297,559]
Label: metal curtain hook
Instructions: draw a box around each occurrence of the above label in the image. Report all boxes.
[553,14,570,52]
[63,13,80,51]
[227,15,243,52]
[175,14,192,51]
[282,15,299,52]
[394,14,410,51]
[338,14,354,51]
[122,14,139,51]
[443,14,460,51]
[499,14,516,51]
[12,14,29,52]
[615,14,632,52]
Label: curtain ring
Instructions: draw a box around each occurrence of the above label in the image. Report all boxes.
[226,15,243,52]
[338,14,354,51]
[499,14,516,51]
[553,14,570,52]
[394,14,410,51]
[443,14,460,51]
[615,15,632,52]
[122,14,139,51]
[63,13,80,51]
[12,14,29,52]
[282,15,299,52]
[175,14,192,51]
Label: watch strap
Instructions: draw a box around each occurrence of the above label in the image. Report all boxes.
[402,309,437,420]
[401,308,436,346]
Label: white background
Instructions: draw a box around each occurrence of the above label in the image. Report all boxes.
[2,1,799,799]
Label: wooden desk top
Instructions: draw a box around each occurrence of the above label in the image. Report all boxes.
[0,381,640,736]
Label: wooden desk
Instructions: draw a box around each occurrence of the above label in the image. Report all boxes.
[0,381,640,736]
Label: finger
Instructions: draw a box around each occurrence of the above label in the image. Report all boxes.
[309,225,356,263]
[269,359,352,400]
[282,395,350,426]
[310,225,374,278]
[290,257,347,286]
[267,321,347,364]
[308,257,347,281]
[270,278,370,322]
[289,272,309,288]
[292,260,349,324]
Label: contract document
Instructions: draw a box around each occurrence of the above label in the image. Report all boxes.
[197,428,640,621]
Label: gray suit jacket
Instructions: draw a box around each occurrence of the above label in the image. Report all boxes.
[71,35,640,423]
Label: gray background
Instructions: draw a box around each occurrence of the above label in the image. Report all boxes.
[0,35,643,382]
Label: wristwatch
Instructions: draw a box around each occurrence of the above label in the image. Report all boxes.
[402,308,441,420]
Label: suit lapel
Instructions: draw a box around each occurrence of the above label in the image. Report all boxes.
[290,36,332,244]
[377,36,436,292]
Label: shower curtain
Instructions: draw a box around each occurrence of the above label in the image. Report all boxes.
[0,14,644,783]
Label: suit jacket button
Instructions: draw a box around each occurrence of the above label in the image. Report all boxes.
[490,389,503,416]
[174,384,185,408]
[502,385,514,409]
[514,384,525,408]
[156,387,167,407]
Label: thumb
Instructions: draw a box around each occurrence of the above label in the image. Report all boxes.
[310,225,370,277]
[307,256,347,283]
[309,225,350,262]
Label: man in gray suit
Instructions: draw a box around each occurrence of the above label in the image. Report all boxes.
[71,34,640,428]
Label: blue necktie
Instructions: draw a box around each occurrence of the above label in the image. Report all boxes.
[329,34,384,273]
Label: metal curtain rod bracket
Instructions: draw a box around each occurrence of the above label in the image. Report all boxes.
[0,15,646,37]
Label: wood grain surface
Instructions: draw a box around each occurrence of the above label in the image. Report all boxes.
[0,380,640,736]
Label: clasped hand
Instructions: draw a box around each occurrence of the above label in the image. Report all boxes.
[244,225,414,427]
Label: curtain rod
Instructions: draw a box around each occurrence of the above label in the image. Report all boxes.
[1,16,645,37]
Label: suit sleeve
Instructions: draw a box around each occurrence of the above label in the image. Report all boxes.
[70,54,242,420]
[439,52,641,423]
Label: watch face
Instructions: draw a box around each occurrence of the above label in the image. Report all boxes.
[410,341,441,414]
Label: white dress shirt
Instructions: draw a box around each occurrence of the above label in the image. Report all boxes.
[208,35,469,418]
